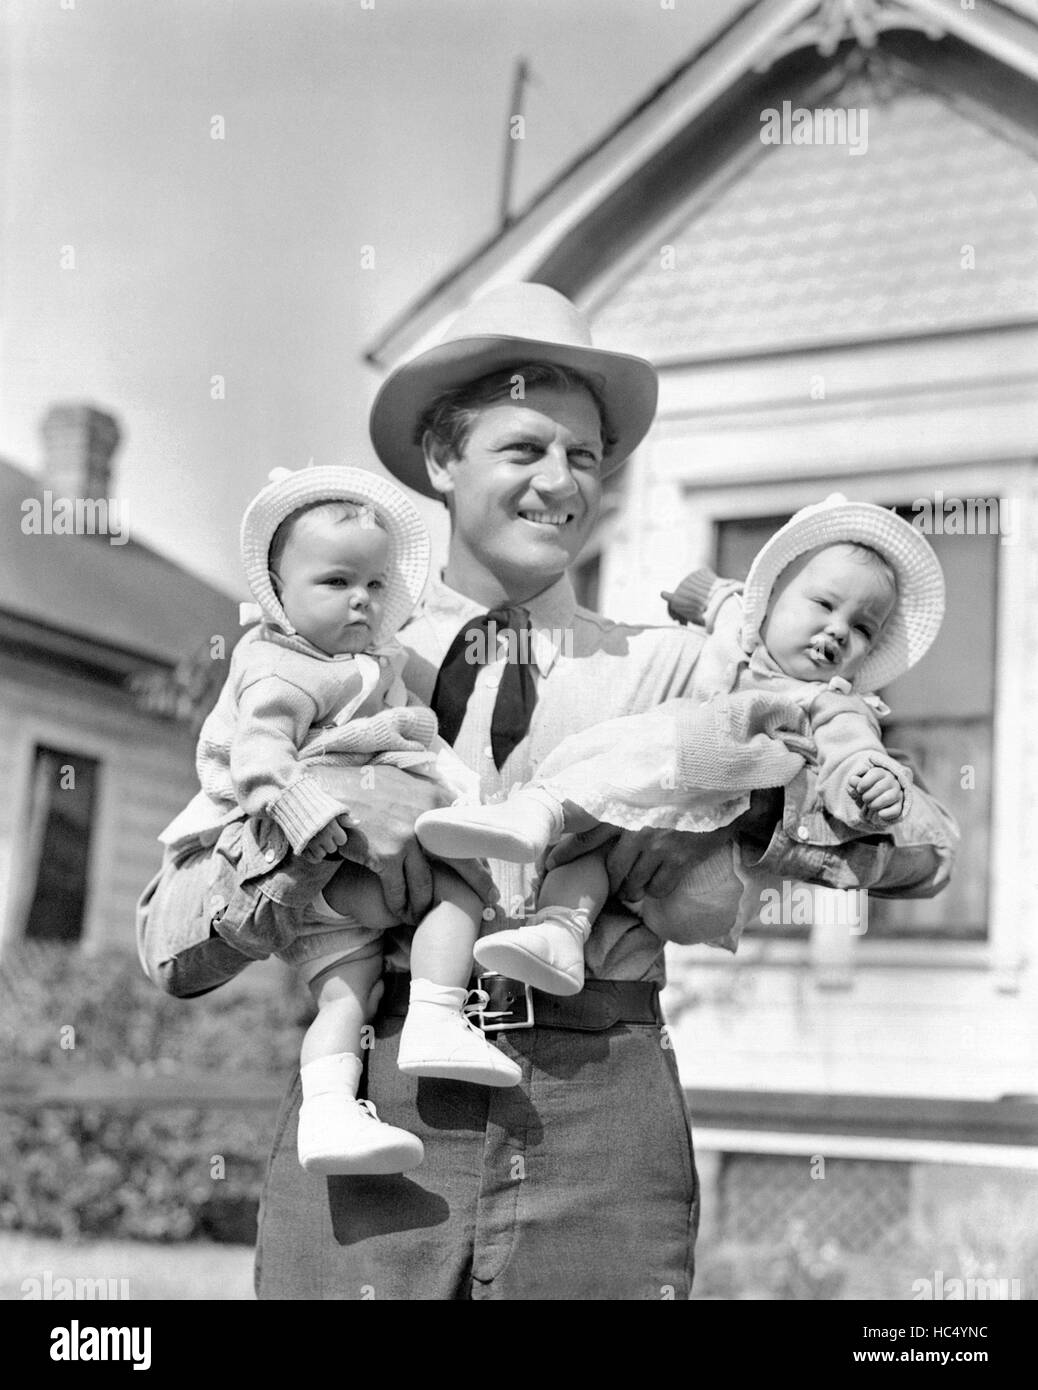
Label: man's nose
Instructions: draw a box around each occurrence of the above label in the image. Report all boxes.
[349,586,370,610]
[532,444,579,500]
[825,613,849,642]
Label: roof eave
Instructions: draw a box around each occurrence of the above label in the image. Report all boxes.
[364,0,1038,369]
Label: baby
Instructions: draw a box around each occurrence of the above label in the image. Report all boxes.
[414,494,945,992]
[159,465,520,1179]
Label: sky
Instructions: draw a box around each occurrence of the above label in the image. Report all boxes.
[0,0,744,598]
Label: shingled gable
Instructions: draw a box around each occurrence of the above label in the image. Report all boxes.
[364,0,1038,368]
[0,456,239,677]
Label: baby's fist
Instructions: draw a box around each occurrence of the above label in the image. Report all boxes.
[300,818,349,863]
[850,761,905,823]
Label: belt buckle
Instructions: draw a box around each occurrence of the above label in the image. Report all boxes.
[474,972,535,1031]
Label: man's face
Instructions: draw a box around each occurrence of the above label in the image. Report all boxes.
[432,385,605,595]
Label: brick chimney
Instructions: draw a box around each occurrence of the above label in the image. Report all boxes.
[40,403,121,499]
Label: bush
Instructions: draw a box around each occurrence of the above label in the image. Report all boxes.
[0,943,308,1243]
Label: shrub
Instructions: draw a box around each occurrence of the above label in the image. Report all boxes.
[0,943,308,1243]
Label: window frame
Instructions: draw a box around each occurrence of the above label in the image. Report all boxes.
[3,717,113,954]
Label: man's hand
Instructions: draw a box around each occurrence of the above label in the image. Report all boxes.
[311,764,495,922]
[546,822,736,901]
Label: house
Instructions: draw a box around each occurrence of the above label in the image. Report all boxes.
[0,404,240,957]
[365,0,1038,1255]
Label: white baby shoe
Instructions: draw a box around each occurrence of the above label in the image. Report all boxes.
[397,979,522,1086]
[472,906,592,996]
[297,1053,424,1176]
[414,788,565,864]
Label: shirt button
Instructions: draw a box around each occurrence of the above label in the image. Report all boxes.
[481,907,497,922]
[264,848,277,863]
[797,825,810,841]
[484,745,494,760]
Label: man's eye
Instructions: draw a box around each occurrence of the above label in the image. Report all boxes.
[569,450,601,469]
[814,598,832,611]
[855,625,872,639]
[369,579,385,591]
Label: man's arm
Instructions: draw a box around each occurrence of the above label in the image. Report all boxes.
[137,763,495,998]
[738,756,958,898]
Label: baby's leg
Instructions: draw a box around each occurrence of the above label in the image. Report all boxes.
[471,847,608,997]
[397,863,522,1087]
[295,899,423,1176]
[409,863,485,987]
[300,952,382,1067]
[537,845,610,920]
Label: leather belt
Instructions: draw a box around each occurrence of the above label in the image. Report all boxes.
[378,971,662,1034]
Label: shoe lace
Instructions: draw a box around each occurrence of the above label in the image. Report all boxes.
[355,1099,379,1121]
[461,987,508,1028]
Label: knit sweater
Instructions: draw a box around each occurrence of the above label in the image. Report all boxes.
[160,623,440,855]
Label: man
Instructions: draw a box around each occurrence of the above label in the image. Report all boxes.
[138,284,956,1299]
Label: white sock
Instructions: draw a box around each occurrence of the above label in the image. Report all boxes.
[408,979,467,1010]
[300,1051,363,1099]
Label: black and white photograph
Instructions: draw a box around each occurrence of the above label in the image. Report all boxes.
[1,0,1036,1332]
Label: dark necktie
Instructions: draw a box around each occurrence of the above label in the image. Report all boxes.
[431,606,538,771]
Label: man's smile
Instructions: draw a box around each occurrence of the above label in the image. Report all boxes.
[517,508,575,529]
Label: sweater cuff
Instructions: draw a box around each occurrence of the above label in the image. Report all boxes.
[661,568,722,626]
[268,776,348,855]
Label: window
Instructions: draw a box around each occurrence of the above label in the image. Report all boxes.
[20,746,100,943]
[715,509,995,940]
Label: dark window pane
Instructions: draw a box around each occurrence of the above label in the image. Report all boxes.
[23,747,99,943]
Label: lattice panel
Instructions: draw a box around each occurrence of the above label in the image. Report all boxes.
[719,1153,910,1252]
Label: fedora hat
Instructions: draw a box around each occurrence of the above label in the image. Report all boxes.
[741,493,946,692]
[369,282,659,497]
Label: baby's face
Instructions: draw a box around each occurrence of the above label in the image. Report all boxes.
[759,544,896,683]
[272,513,389,656]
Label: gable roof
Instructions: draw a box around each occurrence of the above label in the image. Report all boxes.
[1,457,239,675]
[365,0,1038,367]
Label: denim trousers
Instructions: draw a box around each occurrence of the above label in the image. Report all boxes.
[136,832,700,1299]
[255,1000,699,1301]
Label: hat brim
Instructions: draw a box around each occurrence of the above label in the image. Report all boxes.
[369,334,659,497]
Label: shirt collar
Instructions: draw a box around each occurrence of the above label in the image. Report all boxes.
[421,570,577,678]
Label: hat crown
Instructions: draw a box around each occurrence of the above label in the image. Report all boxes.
[439,282,593,350]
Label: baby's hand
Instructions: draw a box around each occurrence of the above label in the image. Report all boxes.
[849,761,905,823]
[300,814,351,863]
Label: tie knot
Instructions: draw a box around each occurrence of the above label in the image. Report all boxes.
[485,605,528,631]
[484,607,532,667]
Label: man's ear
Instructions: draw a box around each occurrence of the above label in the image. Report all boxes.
[422,430,455,507]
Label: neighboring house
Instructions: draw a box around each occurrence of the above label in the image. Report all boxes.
[0,405,239,957]
[366,0,1038,1253]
